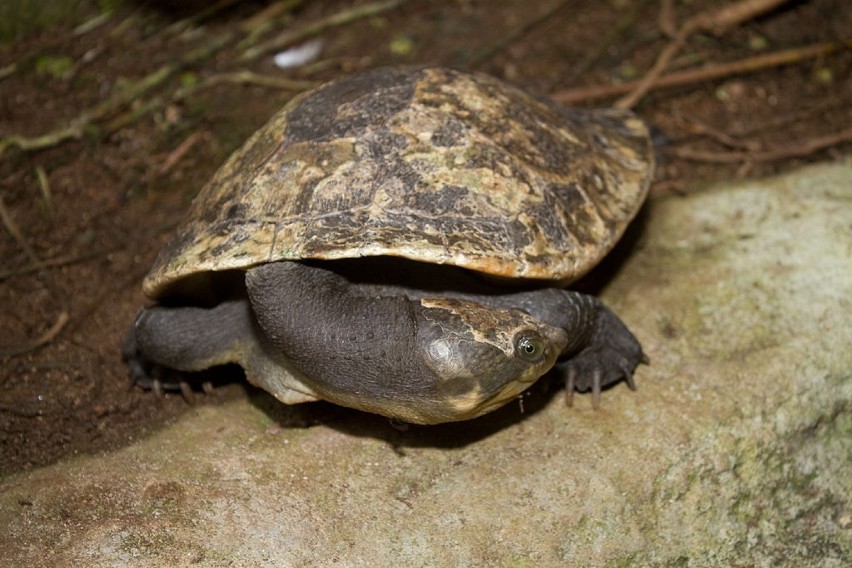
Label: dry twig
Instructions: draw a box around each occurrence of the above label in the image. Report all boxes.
[566,0,654,83]
[0,34,232,157]
[0,65,168,156]
[35,166,55,216]
[615,0,791,109]
[0,0,383,158]
[550,40,847,105]
[106,70,315,137]
[674,115,760,151]
[734,95,849,137]
[658,0,677,38]
[0,403,44,418]
[0,248,117,281]
[193,70,316,92]
[469,0,570,68]
[0,311,70,357]
[0,63,16,81]
[0,195,39,263]
[239,0,309,48]
[73,11,113,36]
[240,0,409,62]
[157,131,209,177]
[666,127,852,163]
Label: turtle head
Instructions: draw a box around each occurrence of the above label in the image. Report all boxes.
[414,298,568,422]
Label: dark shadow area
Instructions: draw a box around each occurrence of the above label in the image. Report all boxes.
[248,364,579,451]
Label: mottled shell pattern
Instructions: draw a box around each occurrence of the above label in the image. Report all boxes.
[144,67,654,299]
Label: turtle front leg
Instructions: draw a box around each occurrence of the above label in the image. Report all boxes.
[555,298,647,408]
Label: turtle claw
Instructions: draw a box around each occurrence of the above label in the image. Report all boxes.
[557,305,646,408]
[122,323,206,402]
[558,348,643,408]
[591,369,602,409]
[178,380,195,403]
[621,365,637,390]
[564,367,576,407]
[126,357,208,402]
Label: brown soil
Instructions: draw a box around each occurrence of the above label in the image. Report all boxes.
[1,0,850,476]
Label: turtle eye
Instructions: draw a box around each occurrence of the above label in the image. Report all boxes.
[516,334,545,362]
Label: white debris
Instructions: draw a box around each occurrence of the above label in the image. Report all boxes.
[273,39,324,69]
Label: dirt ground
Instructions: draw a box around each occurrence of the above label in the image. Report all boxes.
[1,0,850,476]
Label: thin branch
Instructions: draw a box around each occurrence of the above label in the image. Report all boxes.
[0,195,39,263]
[550,40,848,105]
[666,127,852,163]
[0,311,70,357]
[658,0,677,38]
[469,0,571,68]
[566,0,654,83]
[674,114,760,151]
[0,65,167,151]
[0,403,44,418]
[0,34,232,157]
[157,131,209,177]
[105,70,315,136]
[162,0,243,34]
[195,70,317,92]
[615,0,791,109]
[240,0,409,62]
[0,248,116,281]
[696,0,790,35]
[0,63,16,81]
[35,166,55,216]
[239,0,309,49]
[73,11,113,36]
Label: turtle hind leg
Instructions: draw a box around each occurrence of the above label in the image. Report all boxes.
[557,304,646,408]
[122,299,254,399]
[123,318,218,402]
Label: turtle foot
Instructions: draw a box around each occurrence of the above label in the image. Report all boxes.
[558,305,646,409]
[122,326,209,403]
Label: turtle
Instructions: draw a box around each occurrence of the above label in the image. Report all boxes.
[123,66,654,425]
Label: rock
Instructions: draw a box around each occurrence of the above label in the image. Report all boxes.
[1,161,850,567]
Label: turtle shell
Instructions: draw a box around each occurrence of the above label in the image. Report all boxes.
[144,66,653,299]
